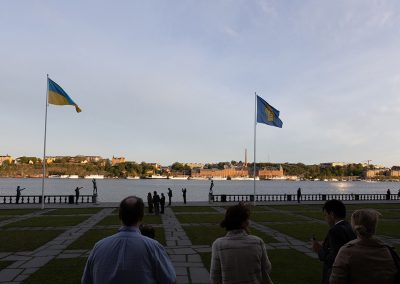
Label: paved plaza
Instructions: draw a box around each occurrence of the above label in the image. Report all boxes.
[0,201,399,283]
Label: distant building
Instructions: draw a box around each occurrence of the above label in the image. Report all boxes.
[258,165,284,179]
[149,163,161,170]
[112,156,126,165]
[0,155,14,164]
[191,168,248,178]
[365,168,389,178]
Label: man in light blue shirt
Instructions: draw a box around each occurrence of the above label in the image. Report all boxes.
[81,196,176,284]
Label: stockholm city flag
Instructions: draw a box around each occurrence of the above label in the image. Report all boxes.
[48,78,81,113]
[256,95,282,128]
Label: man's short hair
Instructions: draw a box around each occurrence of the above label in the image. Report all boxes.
[119,196,144,226]
[220,202,250,231]
[322,199,346,219]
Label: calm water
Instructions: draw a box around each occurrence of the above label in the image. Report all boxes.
[0,178,398,202]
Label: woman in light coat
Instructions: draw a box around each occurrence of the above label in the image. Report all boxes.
[330,209,398,284]
[210,203,273,284]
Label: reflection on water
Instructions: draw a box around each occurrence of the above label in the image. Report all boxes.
[334,182,351,192]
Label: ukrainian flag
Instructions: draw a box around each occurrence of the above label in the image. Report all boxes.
[256,95,282,128]
[48,78,81,113]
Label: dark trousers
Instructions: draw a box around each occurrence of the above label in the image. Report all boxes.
[168,197,171,206]
[160,204,165,214]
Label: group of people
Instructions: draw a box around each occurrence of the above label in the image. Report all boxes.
[386,188,400,200]
[81,197,399,284]
[147,191,166,215]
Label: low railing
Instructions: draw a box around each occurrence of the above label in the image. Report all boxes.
[211,193,400,203]
[0,195,95,204]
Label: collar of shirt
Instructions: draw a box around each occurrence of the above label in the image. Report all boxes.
[335,220,345,226]
[226,229,247,236]
[118,226,141,233]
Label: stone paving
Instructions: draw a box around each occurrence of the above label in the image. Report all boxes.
[0,202,399,283]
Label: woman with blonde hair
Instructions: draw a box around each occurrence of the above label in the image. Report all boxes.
[330,209,398,284]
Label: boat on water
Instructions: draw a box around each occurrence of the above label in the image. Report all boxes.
[188,177,208,180]
[211,176,228,181]
[126,176,140,180]
[84,175,104,179]
[69,175,79,179]
[149,175,168,179]
[60,175,69,179]
[168,176,188,180]
[48,175,61,178]
[230,177,260,181]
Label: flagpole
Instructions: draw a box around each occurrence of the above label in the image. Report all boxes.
[41,74,49,209]
[253,92,257,206]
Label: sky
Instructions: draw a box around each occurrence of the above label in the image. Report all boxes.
[1,0,400,167]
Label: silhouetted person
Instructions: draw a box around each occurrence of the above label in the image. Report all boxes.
[82,196,176,284]
[75,187,83,204]
[167,188,172,206]
[297,187,302,203]
[147,192,153,214]
[153,191,160,215]
[92,179,98,195]
[209,180,214,203]
[398,189,400,198]
[160,193,166,214]
[386,188,391,200]
[182,188,187,204]
[16,186,25,204]
[140,224,155,239]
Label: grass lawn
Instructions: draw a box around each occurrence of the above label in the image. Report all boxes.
[293,210,325,220]
[0,230,63,251]
[96,214,162,226]
[0,209,39,216]
[267,223,328,242]
[4,215,90,228]
[44,208,102,215]
[172,206,218,213]
[268,204,322,211]
[175,213,223,224]
[252,212,308,222]
[25,257,87,284]
[0,261,12,270]
[268,249,321,284]
[68,227,166,249]
[378,210,400,219]
[377,220,400,238]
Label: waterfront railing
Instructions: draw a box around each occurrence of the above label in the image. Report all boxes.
[211,193,400,203]
[0,195,95,204]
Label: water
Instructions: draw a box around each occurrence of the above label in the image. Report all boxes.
[0,178,398,202]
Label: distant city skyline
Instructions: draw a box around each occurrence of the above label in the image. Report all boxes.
[1,1,400,167]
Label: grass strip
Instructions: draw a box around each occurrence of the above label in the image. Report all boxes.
[25,257,87,284]
[44,208,102,215]
[172,206,218,213]
[252,212,308,222]
[4,215,90,228]
[175,213,223,224]
[0,261,12,270]
[96,214,162,226]
[0,230,63,251]
[0,209,39,216]
[267,223,328,242]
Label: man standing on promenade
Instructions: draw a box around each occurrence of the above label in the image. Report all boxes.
[147,192,153,214]
[153,191,160,215]
[312,200,356,284]
[92,179,97,195]
[297,187,302,203]
[81,196,176,284]
[160,193,166,214]
[167,188,172,206]
[182,188,187,204]
[209,180,214,203]
[75,187,83,204]
[386,188,391,200]
[16,186,25,204]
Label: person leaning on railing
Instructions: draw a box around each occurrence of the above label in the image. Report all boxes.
[329,209,399,284]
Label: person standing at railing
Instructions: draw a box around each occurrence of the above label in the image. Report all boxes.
[297,187,302,203]
[16,186,25,204]
[398,189,400,199]
[209,180,214,203]
[75,187,83,204]
[386,189,391,200]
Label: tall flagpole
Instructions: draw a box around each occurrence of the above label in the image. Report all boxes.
[253,92,257,206]
[41,74,49,209]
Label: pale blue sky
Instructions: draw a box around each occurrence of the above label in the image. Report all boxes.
[1,1,400,166]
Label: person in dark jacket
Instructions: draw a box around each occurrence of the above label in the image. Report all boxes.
[167,188,172,206]
[311,199,356,284]
[147,192,153,214]
[160,193,166,214]
[153,191,160,215]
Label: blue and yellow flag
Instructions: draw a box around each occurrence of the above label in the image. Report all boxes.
[48,78,81,113]
[256,95,282,128]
